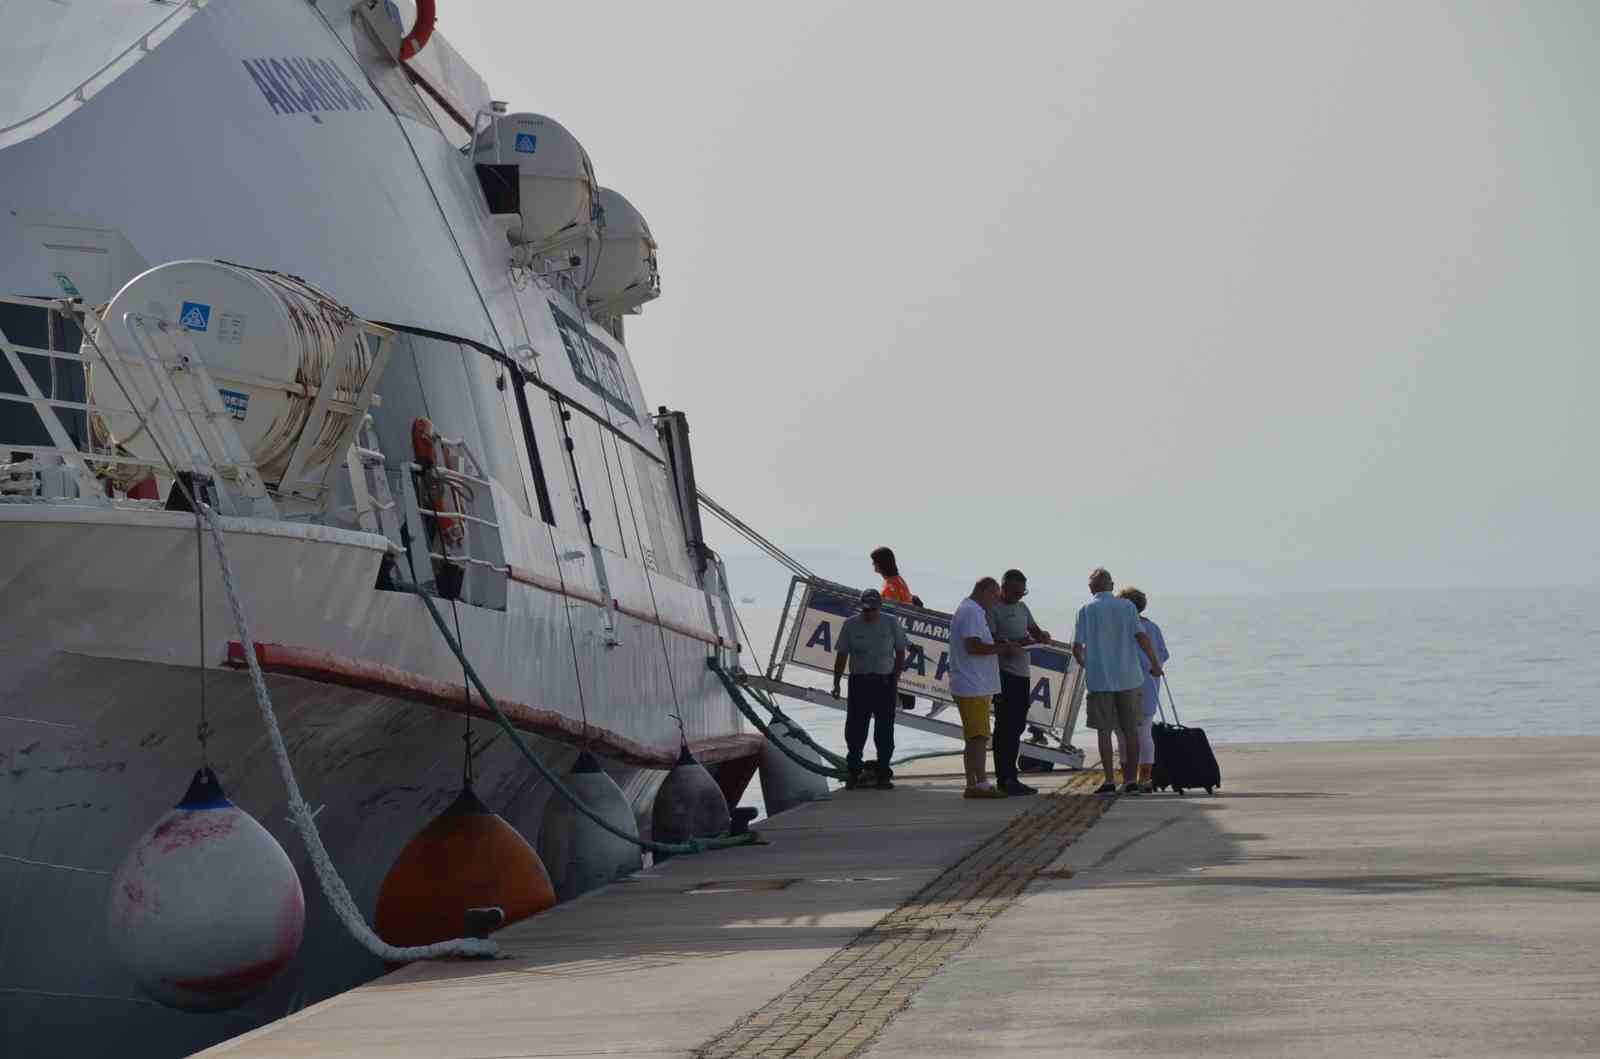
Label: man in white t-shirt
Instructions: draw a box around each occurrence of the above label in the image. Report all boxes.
[949,576,1026,798]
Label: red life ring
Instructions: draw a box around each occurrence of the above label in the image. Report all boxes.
[411,417,464,549]
[398,0,436,61]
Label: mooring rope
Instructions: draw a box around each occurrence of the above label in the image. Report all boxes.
[395,580,759,856]
[197,504,497,962]
[77,314,495,962]
[707,661,850,781]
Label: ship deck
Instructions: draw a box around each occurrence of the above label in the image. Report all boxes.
[199,737,1600,1058]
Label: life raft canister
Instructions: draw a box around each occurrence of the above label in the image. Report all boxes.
[411,417,465,550]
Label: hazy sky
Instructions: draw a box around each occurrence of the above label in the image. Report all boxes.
[442,1,1597,596]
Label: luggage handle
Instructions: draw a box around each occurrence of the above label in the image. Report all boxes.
[1159,675,1182,727]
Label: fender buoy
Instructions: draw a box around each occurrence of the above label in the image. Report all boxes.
[758,719,833,815]
[106,769,304,1011]
[376,786,555,948]
[537,752,643,901]
[411,417,464,550]
[651,746,730,858]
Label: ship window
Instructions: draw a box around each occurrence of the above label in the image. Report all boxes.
[513,377,557,526]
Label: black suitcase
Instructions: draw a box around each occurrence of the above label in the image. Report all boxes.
[1150,679,1221,795]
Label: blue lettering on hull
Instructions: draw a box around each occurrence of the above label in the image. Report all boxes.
[243,57,377,118]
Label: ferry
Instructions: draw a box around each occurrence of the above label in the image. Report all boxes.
[0,2,818,1054]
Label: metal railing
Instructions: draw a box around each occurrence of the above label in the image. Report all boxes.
[0,0,208,150]
[407,427,509,584]
[0,294,392,525]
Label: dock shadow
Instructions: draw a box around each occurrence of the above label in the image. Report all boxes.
[378,782,1059,986]
[1056,786,1597,901]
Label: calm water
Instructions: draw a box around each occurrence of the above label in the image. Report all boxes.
[731,585,1600,784]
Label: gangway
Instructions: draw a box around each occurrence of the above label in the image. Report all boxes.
[741,672,1085,769]
[753,576,1088,770]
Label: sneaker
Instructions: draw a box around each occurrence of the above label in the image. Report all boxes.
[964,783,1007,799]
[1000,780,1037,796]
[1121,782,1143,795]
[844,772,865,790]
[875,775,895,790]
[1095,782,1119,795]
[1139,782,1155,794]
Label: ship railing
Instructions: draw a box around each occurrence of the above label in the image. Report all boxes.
[0,295,182,506]
[0,294,395,528]
[0,0,208,150]
[405,429,509,602]
[340,413,405,548]
[753,574,1089,770]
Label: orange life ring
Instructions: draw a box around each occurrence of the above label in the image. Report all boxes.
[398,0,436,61]
[411,417,464,549]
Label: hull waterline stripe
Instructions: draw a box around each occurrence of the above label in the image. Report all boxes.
[222,640,760,770]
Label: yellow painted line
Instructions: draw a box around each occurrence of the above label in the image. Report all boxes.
[699,772,1109,1059]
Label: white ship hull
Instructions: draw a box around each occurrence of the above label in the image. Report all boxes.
[0,508,759,1057]
[0,1,766,1053]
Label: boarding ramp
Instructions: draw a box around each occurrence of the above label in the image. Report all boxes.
[746,576,1086,769]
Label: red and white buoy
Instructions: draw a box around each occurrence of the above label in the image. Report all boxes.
[106,769,305,1011]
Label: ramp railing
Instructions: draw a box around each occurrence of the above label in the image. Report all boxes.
[757,575,1087,768]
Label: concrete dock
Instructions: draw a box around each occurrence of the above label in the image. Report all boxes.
[203,737,1600,1058]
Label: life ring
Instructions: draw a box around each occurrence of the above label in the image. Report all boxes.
[411,417,464,549]
[398,0,436,61]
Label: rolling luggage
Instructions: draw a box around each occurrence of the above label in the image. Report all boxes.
[1150,678,1220,795]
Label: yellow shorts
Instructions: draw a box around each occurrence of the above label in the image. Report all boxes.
[953,695,992,740]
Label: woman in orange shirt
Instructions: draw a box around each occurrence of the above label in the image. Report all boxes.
[870,547,919,711]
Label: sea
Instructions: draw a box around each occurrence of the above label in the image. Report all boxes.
[729,584,1600,812]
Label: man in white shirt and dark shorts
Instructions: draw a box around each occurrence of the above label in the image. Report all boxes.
[949,577,1026,799]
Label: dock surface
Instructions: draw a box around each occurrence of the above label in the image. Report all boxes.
[204,737,1600,1058]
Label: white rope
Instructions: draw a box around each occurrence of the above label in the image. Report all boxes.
[75,300,493,961]
[197,501,495,962]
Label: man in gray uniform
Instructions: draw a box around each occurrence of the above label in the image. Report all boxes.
[831,588,909,789]
[989,569,1051,795]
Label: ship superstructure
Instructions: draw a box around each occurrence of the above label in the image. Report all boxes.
[0,2,773,1054]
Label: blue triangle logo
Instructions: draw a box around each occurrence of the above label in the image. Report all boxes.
[179,301,211,332]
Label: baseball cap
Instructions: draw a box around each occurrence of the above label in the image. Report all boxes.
[858,589,883,610]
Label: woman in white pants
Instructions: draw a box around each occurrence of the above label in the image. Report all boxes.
[1118,586,1169,793]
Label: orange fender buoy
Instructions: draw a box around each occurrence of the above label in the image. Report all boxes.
[375,786,555,948]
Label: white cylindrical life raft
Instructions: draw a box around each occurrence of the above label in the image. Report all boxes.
[85,260,378,488]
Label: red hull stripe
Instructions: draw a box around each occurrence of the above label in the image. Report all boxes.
[223,641,761,770]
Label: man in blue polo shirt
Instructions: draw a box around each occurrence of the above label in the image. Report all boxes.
[1072,567,1163,795]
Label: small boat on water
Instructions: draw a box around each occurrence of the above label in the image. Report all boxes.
[0,3,798,1054]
